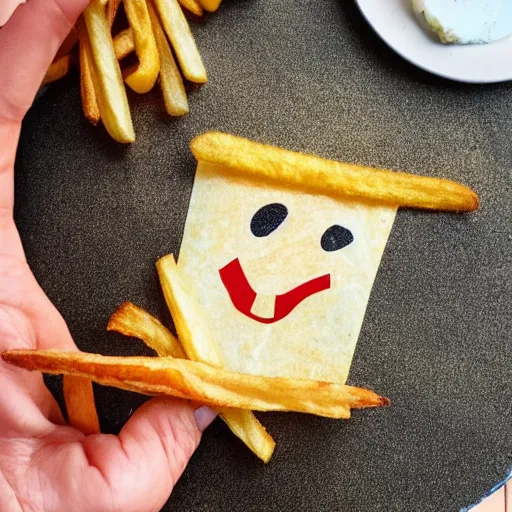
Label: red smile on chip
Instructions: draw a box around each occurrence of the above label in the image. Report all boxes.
[219,258,331,324]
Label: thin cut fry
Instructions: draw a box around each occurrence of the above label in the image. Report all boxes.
[77,17,101,126]
[113,28,135,60]
[63,375,100,435]
[197,0,222,12]
[190,132,480,212]
[43,55,72,85]
[153,0,207,83]
[178,0,203,16]
[108,302,186,359]
[148,3,189,116]
[84,0,135,143]
[124,0,160,94]
[2,350,390,419]
[107,0,122,27]
[156,255,275,462]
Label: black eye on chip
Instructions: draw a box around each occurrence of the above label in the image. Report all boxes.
[250,203,288,237]
[321,225,354,252]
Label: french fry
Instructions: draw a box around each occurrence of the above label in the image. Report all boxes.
[108,302,186,359]
[42,55,72,85]
[2,350,390,419]
[148,3,189,116]
[153,0,207,83]
[109,301,274,461]
[107,0,122,27]
[124,0,160,94]
[113,28,135,60]
[77,17,101,126]
[63,375,101,435]
[84,0,135,143]
[190,132,480,212]
[178,0,203,16]
[197,0,222,12]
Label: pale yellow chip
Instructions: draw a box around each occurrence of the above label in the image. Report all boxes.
[179,132,478,385]
[156,254,276,462]
[179,161,396,385]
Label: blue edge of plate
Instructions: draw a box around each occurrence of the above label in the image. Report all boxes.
[34,84,510,512]
[461,467,512,511]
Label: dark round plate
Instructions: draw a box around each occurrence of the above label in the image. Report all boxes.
[16,1,511,510]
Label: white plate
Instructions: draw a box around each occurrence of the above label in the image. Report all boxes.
[355,0,512,83]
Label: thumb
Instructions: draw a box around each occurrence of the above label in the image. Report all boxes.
[81,398,217,511]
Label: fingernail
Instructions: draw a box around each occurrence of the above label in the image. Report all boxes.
[194,406,217,432]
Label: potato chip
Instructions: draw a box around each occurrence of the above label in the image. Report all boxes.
[156,255,275,461]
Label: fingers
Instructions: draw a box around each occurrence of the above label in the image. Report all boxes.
[0,0,89,122]
[0,0,89,221]
[80,398,216,511]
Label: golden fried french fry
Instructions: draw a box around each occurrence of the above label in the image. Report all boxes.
[108,302,186,359]
[107,0,122,27]
[77,17,101,126]
[153,0,207,83]
[63,375,101,435]
[178,0,203,16]
[42,55,72,85]
[156,254,275,462]
[190,132,480,212]
[197,0,222,12]
[113,28,135,60]
[148,3,189,116]
[124,0,160,94]
[2,350,390,419]
[156,255,223,367]
[84,0,135,143]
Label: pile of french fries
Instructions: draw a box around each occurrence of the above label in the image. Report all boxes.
[2,254,389,463]
[43,0,221,143]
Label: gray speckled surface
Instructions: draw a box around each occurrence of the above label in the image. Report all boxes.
[15,1,511,510]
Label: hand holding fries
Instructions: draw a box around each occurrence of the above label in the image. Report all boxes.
[0,3,214,510]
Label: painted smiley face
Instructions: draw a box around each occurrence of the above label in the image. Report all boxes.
[219,203,354,324]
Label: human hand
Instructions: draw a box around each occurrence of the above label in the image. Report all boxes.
[0,2,216,510]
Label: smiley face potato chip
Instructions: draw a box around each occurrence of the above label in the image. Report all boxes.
[179,132,478,385]
[1,132,478,463]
